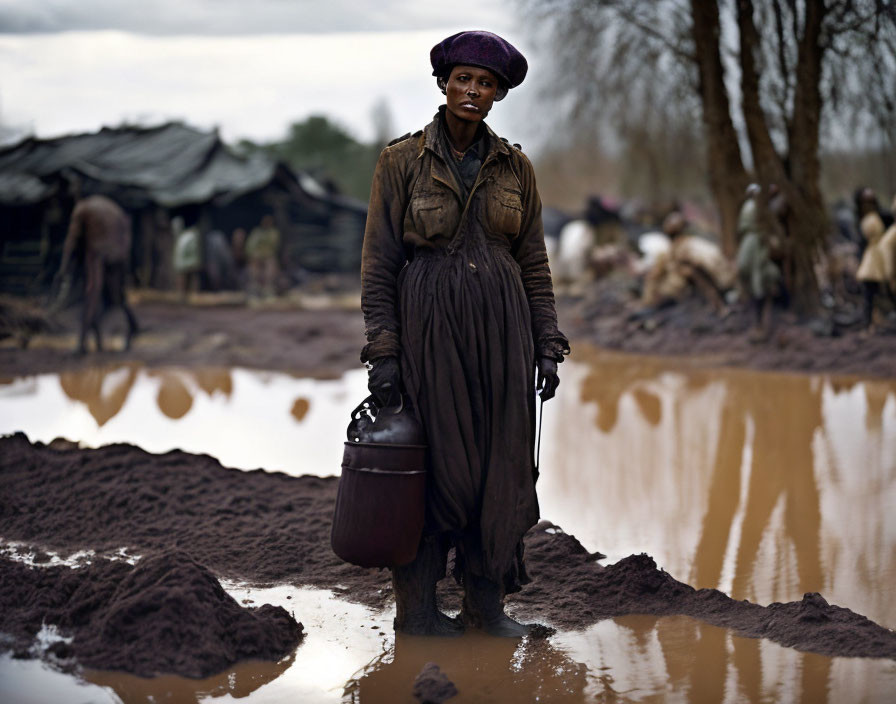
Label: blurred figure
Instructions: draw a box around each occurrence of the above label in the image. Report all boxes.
[245,214,281,299]
[231,227,248,289]
[853,187,894,259]
[736,184,781,341]
[766,183,792,304]
[203,229,238,291]
[172,217,201,298]
[554,218,593,287]
[56,194,138,354]
[855,188,896,331]
[642,211,732,311]
[586,195,631,279]
[553,196,629,291]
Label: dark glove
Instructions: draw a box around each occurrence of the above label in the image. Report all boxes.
[537,357,559,401]
[368,356,401,408]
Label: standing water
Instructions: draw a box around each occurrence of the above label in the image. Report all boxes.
[1,344,894,702]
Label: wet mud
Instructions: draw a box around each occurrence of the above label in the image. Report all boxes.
[0,551,302,678]
[1,433,894,680]
[0,298,366,379]
[563,285,896,378]
[2,293,894,380]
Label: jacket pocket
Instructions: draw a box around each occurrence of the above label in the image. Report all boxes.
[408,190,454,240]
[486,182,523,238]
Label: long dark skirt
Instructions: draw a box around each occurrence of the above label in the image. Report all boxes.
[398,241,538,592]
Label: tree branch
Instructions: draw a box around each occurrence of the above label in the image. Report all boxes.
[605,1,697,62]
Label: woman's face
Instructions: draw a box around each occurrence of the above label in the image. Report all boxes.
[444,64,499,123]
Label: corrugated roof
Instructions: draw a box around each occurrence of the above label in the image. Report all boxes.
[0,123,277,207]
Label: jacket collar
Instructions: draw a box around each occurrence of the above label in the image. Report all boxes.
[419,106,510,160]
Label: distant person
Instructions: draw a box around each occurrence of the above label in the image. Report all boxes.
[231,227,248,289]
[172,217,201,297]
[641,211,731,311]
[855,189,896,331]
[585,195,631,279]
[203,229,237,291]
[736,184,781,340]
[853,187,894,259]
[245,215,281,298]
[766,183,792,303]
[56,194,138,354]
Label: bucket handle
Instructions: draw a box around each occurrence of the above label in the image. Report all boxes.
[350,393,404,422]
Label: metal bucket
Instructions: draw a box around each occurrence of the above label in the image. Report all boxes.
[331,441,426,568]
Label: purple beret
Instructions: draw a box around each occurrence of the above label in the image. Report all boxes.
[430,30,528,89]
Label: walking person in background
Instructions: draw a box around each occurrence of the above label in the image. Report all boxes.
[56,194,138,354]
[360,30,568,638]
[245,215,281,299]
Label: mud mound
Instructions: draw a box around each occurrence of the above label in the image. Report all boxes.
[2,435,895,662]
[0,432,386,603]
[0,551,302,678]
[512,533,896,659]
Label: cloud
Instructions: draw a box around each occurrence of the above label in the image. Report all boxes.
[0,0,510,35]
[0,29,541,148]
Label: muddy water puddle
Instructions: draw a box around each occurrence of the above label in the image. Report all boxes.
[1,347,895,702]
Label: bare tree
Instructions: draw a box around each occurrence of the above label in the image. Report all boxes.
[520,0,896,310]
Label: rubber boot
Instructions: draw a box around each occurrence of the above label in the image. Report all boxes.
[391,536,464,637]
[461,573,529,638]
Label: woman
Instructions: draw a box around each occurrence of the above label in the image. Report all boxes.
[360,31,568,638]
[855,188,896,331]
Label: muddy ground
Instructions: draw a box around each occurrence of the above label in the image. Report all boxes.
[0,293,366,379]
[2,434,895,680]
[1,288,895,678]
[1,284,894,379]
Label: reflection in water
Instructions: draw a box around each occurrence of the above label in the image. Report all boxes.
[58,364,138,426]
[152,371,195,419]
[539,348,896,630]
[55,365,236,425]
[194,369,232,398]
[85,652,294,703]
[0,365,369,476]
[2,351,896,702]
[549,614,896,704]
[291,397,311,422]
[346,631,588,703]
[694,373,824,608]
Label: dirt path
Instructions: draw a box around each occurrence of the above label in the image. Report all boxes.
[0,296,366,379]
[2,291,894,380]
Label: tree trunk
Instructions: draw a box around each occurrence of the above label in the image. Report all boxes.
[689,0,749,256]
[736,0,828,314]
[786,0,828,314]
[736,0,788,186]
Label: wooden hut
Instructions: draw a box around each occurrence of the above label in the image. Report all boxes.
[0,122,366,294]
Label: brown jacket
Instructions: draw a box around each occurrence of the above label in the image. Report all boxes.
[360,112,568,363]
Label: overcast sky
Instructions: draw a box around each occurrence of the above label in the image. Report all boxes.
[0,0,547,149]
[0,0,510,35]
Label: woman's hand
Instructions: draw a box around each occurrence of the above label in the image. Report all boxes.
[536,357,559,401]
[368,356,401,408]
